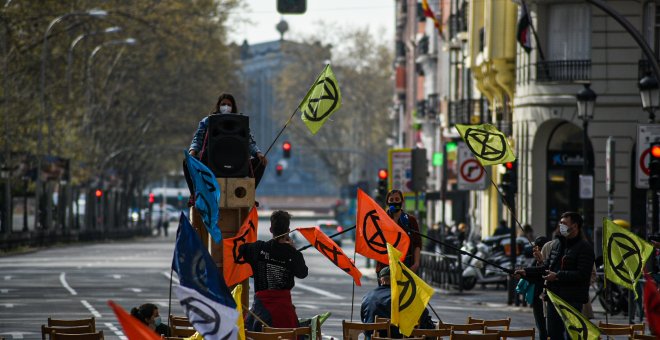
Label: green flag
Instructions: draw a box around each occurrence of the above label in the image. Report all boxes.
[455,124,516,166]
[546,290,600,340]
[298,64,342,135]
[603,218,653,298]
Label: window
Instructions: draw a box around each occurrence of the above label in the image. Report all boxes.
[547,4,591,60]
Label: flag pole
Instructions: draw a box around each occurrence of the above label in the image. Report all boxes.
[295,225,356,251]
[350,250,357,322]
[263,108,299,158]
[168,267,173,324]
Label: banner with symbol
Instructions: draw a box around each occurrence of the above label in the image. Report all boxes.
[603,218,653,297]
[455,124,516,166]
[298,64,342,135]
[547,290,600,340]
[298,227,362,286]
[223,207,258,287]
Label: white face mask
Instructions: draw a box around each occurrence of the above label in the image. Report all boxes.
[219,105,232,114]
[559,223,570,236]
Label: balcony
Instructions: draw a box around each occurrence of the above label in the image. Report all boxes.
[448,99,472,126]
[536,60,591,83]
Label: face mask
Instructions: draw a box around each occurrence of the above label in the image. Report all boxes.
[388,203,402,214]
[153,316,162,327]
[219,105,232,114]
[559,223,570,237]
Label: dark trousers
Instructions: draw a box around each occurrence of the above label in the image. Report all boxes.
[532,294,547,340]
[546,299,583,339]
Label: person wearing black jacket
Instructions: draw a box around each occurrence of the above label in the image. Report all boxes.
[239,210,308,331]
[514,212,594,340]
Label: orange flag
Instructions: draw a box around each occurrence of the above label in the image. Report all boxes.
[108,300,161,340]
[355,188,409,265]
[223,207,258,287]
[298,227,362,286]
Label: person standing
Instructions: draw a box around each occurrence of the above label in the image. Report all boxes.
[239,210,308,331]
[185,93,268,196]
[493,219,511,236]
[375,189,421,275]
[515,212,594,339]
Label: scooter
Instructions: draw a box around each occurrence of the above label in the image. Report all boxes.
[461,236,530,290]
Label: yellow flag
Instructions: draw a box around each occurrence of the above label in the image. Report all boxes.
[455,124,516,166]
[298,64,342,134]
[603,218,653,298]
[232,285,245,340]
[387,243,434,336]
[546,290,600,340]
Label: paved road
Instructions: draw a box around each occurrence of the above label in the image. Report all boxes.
[0,229,631,339]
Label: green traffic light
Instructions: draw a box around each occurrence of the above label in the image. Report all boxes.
[446,142,457,153]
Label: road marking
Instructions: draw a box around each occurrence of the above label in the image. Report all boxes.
[59,272,77,296]
[4,275,11,280]
[294,283,343,300]
[105,322,127,340]
[1,303,14,308]
[0,331,33,339]
[81,300,102,318]
[162,271,179,284]
[112,274,122,279]
[1,288,8,293]
[127,288,142,293]
[296,304,319,310]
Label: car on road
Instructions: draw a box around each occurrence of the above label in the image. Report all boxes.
[316,219,344,247]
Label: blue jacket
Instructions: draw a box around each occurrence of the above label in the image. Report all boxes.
[188,115,261,157]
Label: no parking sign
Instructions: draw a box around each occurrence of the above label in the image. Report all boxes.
[457,142,488,191]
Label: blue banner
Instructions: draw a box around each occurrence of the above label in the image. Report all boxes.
[184,151,222,243]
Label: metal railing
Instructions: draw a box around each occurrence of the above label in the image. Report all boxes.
[448,99,472,126]
[536,59,591,82]
[419,250,464,290]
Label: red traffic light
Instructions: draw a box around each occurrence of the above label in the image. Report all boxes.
[148,193,155,204]
[275,164,284,176]
[652,144,660,158]
[505,162,514,170]
[282,141,291,151]
[95,189,103,198]
[378,169,388,180]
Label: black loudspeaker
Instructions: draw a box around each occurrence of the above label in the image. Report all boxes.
[207,114,250,178]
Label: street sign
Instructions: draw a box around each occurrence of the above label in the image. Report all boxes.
[388,148,413,196]
[636,124,660,188]
[457,142,487,191]
[579,174,593,199]
[606,137,615,194]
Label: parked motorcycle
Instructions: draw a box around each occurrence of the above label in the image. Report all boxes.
[461,235,531,290]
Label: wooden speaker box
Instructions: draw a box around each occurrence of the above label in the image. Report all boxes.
[224,178,255,208]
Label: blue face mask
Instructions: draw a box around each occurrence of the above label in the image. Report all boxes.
[153,316,162,327]
[388,203,402,214]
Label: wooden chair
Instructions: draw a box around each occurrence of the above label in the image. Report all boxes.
[631,333,656,340]
[487,328,535,340]
[342,320,391,340]
[245,330,297,340]
[449,332,500,340]
[262,326,314,339]
[598,322,645,334]
[373,337,424,340]
[42,325,95,340]
[442,323,485,334]
[598,326,634,337]
[169,314,196,338]
[50,331,104,340]
[47,317,96,332]
[410,327,452,339]
[467,317,511,330]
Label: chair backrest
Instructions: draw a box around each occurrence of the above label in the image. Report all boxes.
[468,317,510,330]
[598,326,633,336]
[375,316,391,324]
[444,323,485,333]
[598,322,645,334]
[42,325,95,340]
[373,337,424,340]
[631,333,656,340]
[410,327,452,339]
[50,331,104,340]
[489,328,535,340]
[342,320,391,340]
[47,317,96,332]
[245,330,297,340]
[169,314,196,338]
[262,326,312,337]
[449,331,500,340]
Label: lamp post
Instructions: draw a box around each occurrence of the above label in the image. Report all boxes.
[37,9,107,230]
[66,26,121,97]
[639,75,660,123]
[576,83,597,250]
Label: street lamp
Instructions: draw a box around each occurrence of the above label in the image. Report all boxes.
[576,83,597,250]
[639,74,660,123]
[38,9,107,230]
[67,26,122,96]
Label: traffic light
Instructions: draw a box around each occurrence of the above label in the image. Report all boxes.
[500,161,517,206]
[95,189,103,199]
[148,192,155,204]
[282,141,291,158]
[504,161,517,194]
[377,168,388,204]
[276,164,284,176]
[277,0,306,14]
[650,142,660,190]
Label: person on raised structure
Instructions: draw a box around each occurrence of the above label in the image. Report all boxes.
[186,93,267,190]
[239,210,308,331]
